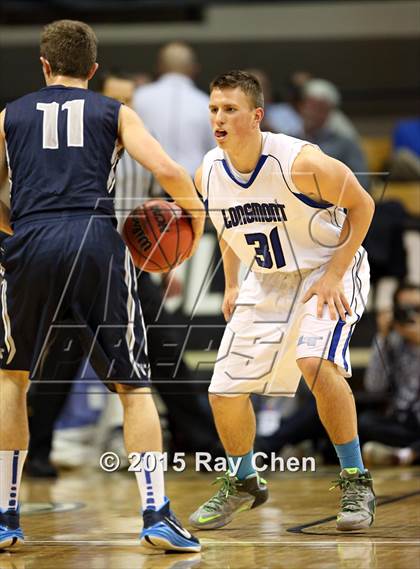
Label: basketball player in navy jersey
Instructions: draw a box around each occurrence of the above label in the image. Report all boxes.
[190,71,376,531]
[0,20,204,552]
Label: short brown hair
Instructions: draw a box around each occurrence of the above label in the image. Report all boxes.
[40,20,97,79]
[210,70,264,108]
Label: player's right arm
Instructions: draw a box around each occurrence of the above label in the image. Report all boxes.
[195,164,240,322]
[118,105,205,254]
[0,110,12,235]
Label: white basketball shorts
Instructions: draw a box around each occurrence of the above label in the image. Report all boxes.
[209,248,369,397]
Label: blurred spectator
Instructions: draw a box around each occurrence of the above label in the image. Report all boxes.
[364,200,407,284]
[265,70,311,137]
[99,71,135,106]
[244,68,282,132]
[133,41,214,176]
[394,117,420,157]
[388,117,420,181]
[303,78,359,141]
[300,79,369,189]
[131,71,152,89]
[26,342,75,477]
[256,383,334,465]
[360,283,420,466]
[100,72,156,228]
[109,65,216,454]
[266,73,359,142]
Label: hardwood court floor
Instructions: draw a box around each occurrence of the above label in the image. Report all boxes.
[3,466,419,569]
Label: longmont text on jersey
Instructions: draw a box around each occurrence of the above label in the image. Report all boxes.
[221,202,287,229]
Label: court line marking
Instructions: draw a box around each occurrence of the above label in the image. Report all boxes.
[287,489,420,534]
[22,490,420,547]
[24,540,420,546]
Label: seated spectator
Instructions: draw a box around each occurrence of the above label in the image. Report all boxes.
[360,282,420,466]
[389,117,420,181]
[394,118,420,157]
[267,73,360,142]
[363,200,407,284]
[300,79,369,189]
[244,68,282,132]
[256,382,335,465]
[265,70,311,137]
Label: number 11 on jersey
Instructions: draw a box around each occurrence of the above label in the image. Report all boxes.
[245,227,286,269]
[36,99,84,149]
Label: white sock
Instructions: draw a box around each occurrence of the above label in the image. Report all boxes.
[0,450,27,512]
[134,452,166,512]
[396,447,414,465]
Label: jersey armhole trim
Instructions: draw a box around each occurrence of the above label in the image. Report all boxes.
[267,153,333,210]
[204,161,217,215]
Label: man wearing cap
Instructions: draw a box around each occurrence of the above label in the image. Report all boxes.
[300,79,369,189]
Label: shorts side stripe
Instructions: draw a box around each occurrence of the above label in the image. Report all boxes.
[1,279,16,364]
[327,318,346,362]
[129,258,149,360]
[124,248,141,379]
[327,250,363,366]
[341,314,360,372]
[341,250,364,371]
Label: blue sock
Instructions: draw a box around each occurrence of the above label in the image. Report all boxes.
[334,436,365,472]
[227,450,255,480]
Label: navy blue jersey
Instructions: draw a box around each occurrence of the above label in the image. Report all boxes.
[4,85,121,225]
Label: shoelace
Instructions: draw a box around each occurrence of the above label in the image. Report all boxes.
[330,475,372,512]
[203,474,239,512]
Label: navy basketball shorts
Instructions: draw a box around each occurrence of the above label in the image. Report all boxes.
[0,214,150,391]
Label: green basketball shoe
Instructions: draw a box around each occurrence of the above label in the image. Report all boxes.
[189,472,268,530]
[332,468,376,531]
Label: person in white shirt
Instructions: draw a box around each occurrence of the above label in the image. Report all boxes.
[133,42,214,176]
[99,73,155,228]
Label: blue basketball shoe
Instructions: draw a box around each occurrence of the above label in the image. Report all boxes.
[140,499,201,553]
[0,508,24,549]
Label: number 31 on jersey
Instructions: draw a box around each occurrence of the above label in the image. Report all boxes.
[245,227,286,269]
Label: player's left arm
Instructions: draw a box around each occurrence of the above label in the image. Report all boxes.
[292,145,375,320]
[0,110,12,235]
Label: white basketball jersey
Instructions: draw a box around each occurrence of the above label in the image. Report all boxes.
[201,132,346,273]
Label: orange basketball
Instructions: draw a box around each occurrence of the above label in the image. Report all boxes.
[123,199,194,273]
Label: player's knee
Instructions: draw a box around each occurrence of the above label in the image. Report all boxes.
[0,370,30,394]
[209,393,226,410]
[115,383,151,406]
[297,357,322,381]
[297,357,330,395]
[209,393,249,414]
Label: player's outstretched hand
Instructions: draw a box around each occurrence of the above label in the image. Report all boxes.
[223,286,239,322]
[302,272,352,321]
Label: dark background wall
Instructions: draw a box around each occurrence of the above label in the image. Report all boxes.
[1,1,419,125]
[2,39,419,112]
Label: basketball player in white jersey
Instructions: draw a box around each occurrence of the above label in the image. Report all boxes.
[189,71,376,532]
